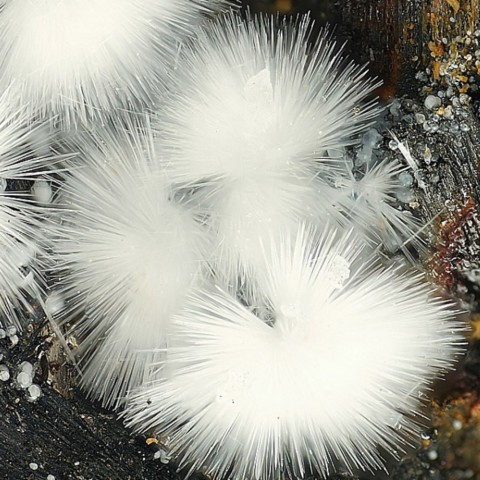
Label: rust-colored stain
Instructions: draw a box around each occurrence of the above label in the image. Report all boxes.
[432,60,441,79]
[429,197,478,291]
[376,47,403,100]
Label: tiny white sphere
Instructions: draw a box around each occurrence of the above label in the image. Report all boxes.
[427,449,438,461]
[32,179,53,204]
[17,371,32,388]
[28,384,42,400]
[19,361,34,376]
[0,365,10,382]
[452,419,463,431]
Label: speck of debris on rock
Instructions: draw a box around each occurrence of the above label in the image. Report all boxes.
[427,449,438,461]
[452,419,463,431]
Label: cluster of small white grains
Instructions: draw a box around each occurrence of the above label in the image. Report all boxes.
[0,329,43,402]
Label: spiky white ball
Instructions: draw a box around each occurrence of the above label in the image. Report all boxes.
[160,12,376,289]
[126,226,463,480]
[49,122,210,407]
[0,0,230,126]
[331,159,422,253]
[0,90,53,328]
[160,12,379,185]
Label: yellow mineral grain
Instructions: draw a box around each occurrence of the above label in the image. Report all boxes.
[274,0,292,13]
[445,0,460,14]
[470,314,480,340]
[429,41,444,57]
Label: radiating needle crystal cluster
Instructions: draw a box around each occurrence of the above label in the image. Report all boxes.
[50,125,210,406]
[0,90,53,329]
[127,228,459,479]
[0,0,227,126]
[0,2,465,480]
